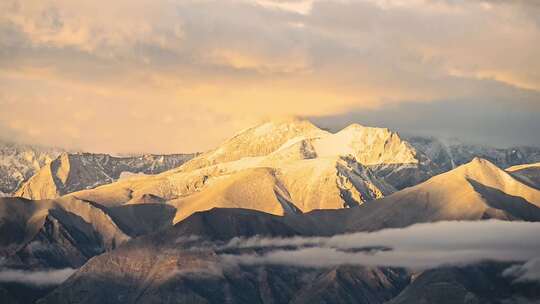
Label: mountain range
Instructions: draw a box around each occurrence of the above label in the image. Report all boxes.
[1,118,539,304]
[0,141,64,195]
[14,152,196,200]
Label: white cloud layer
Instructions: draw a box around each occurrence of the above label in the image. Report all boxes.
[0,268,76,286]
[219,220,540,270]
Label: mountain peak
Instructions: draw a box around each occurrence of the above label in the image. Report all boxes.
[312,123,417,166]
[246,117,323,136]
[456,157,503,178]
[341,123,366,131]
[180,118,328,171]
[340,123,391,134]
[413,156,540,210]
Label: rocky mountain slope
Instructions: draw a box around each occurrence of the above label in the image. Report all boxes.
[3,119,540,303]
[334,157,540,232]
[4,157,536,272]
[0,195,177,303]
[408,136,540,172]
[0,141,65,195]
[0,197,128,269]
[39,239,410,304]
[38,243,539,304]
[2,157,540,303]
[507,163,540,190]
[14,152,196,200]
[0,195,178,268]
[388,263,540,304]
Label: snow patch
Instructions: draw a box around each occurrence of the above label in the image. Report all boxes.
[118,171,150,181]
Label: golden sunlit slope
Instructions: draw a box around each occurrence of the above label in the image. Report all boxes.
[168,167,294,223]
[72,155,394,223]
[343,158,540,231]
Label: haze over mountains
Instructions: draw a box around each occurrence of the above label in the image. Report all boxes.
[1,118,540,303]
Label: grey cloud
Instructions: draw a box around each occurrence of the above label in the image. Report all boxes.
[309,94,540,148]
[0,268,76,286]
[219,220,540,270]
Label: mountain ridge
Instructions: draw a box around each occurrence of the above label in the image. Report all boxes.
[0,140,65,194]
[66,119,413,222]
[14,152,197,200]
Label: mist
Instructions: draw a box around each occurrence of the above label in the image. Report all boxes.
[0,268,77,286]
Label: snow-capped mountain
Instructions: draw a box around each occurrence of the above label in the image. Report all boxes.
[179,119,435,190]
[0,140,65,194]
[178,117,329,171]
[15,152,197,200]
[70,118,416,222]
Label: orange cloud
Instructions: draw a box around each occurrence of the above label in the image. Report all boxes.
[1,0,539,152]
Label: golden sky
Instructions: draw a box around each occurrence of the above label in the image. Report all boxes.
[1,0,539,153]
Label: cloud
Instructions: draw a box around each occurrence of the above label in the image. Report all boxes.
[254,0,314,14]
[1,0,539,152]
[309,95,540,147]
[503,257,540,283]
[219,220,540,270]
[0,268,76,286]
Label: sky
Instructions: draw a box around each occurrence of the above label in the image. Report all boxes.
[1,0,539,153]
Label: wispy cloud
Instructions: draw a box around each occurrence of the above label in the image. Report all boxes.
[503,257,540,283]
[219,220,540,270]
[0,268,77,286]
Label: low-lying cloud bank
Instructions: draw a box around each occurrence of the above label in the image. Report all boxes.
[0,268,77,286]
[219,220,540,271]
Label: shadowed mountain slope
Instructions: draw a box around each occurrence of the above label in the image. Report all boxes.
[507,162,540,190]
[388,263,540,304]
